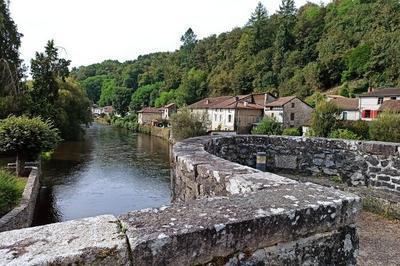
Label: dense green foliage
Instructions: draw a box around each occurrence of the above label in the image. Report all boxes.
[170,108,209,140]
[337,120,370,140]
[26,41,92,140]
[282,127,301,136]
[0,169,24,216]
[0,116,60,175]
[0,0,26,117]
[369,112,400,142]
[72,0,400,109]
[110,114,138,131]
[252,117,283,135]
[328,128,360,140]
[112,87,133,116]
[311,101,340,137]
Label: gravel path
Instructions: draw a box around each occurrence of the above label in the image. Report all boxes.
[358,211,400,266]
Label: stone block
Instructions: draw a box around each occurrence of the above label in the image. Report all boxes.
[274,155,297,169]
[0,215,130,265]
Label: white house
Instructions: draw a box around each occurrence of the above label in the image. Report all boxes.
[187,93,276,133]
[358,88,400,121]
[330,97,360,121]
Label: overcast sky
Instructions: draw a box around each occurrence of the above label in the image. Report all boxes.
[10,0,329,68]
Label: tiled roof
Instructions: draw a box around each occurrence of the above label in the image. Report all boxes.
[379,100,400,112]
[137,107,163,113]
[264,96,296,107]
[187,95,264,110]
[330,98,359,111]
[359,88,400,97]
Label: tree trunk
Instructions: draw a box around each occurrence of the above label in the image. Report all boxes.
[16,153,25,177]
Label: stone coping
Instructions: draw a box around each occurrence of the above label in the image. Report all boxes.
[0,166,41,232]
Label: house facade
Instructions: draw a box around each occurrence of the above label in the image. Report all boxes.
[188,93,276,133]
[137,107,163,125]
[330,97,360,121]
[358,88,400,121]
[161,103,177,120]
[264,96,313,128]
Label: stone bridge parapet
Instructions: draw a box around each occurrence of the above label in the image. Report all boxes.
[0,135,364,265]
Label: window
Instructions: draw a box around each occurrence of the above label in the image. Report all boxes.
[391,96,397,100]
[228,114,232,123]
[214,114,217,121]
[364,110,371,118]
[378,97,384,104]
[290,113,295,121]
[291,102,295,108]
[219,115,222,122]
[343,112,348,120]
[271,113,275,118]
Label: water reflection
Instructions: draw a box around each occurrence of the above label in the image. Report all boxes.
[33,123,171,226]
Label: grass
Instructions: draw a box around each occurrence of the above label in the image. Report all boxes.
[0,169,27,217]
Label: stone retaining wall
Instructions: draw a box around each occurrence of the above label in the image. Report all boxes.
[205,135,400,201]
[0,166,41,232]
[0,135,361,265]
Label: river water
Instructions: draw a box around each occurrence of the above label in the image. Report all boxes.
[33,123,171,226]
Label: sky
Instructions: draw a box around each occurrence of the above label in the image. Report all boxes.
[9,0,329,68]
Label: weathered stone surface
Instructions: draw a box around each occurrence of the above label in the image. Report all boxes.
[0,215,130,265]
[120,183,360,266]
[202,135,400,199]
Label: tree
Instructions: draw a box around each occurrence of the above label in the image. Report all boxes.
[247,2,270,54]
[252,117,283,135]
[130,82,163,111]
[0,116,61,176]
[180,28,197,50]
[112,87,133,116]
[56,78,92,140]
[369,111,400,143]
[0,0,23,90]
[170,108,209,141]
[311,101,340,137]
[29,40,71,119]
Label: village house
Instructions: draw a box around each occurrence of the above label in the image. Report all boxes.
[91,105,113,116]
[264,96,313,128]
[137,103,177,125]
[379,100,400,113]
[358,88,400,121]
[330,97,360,121]
[187,93,276,133]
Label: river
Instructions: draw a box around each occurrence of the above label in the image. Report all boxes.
[33,123,171,226]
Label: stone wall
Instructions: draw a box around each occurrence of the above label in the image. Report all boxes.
[139,125,171,141]
[0,166,41,232]
[205,135,400,201]
[0,135,361,265]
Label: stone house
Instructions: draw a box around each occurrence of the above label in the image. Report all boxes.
[330,97,360,121]
[137,103,177,125]
[378,100,400,113]
[187,93,276,133]
[264,96,313,128]
[137,107,163,125]
[358,88,400,120]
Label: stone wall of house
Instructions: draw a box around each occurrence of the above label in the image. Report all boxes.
[282,98,313,128]
[0,135,361,265]
[205,135,400,202]
[0,166,41,232]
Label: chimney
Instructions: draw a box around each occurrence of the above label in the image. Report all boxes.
[244,102,248,107]
[368,87,375,93]
[205,99,209,105]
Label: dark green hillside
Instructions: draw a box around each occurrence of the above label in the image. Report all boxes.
[71,0,400,110]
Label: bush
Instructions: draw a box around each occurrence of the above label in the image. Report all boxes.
[369,111,400,142]
[170,108,209,141]
[111,114,138,131]
[329,129,360,140]
[0,169,23,216]
[338,120,369,140]
[282,127,301,136]
[0,116,61,176]
[311,101,340,137]
[252,116,283,135]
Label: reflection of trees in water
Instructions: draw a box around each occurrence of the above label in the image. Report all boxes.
[33,186,62,225]
[136,133,170,160]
